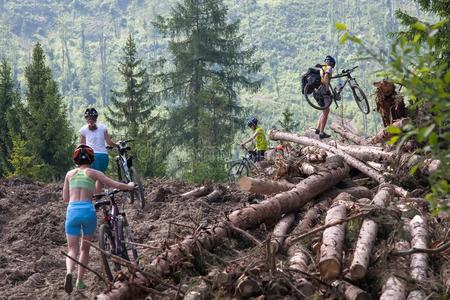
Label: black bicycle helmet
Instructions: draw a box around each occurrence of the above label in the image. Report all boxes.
[84,108,98,119]
[246,116,258,127]
[324,55,336,68]
[73,144,95,165]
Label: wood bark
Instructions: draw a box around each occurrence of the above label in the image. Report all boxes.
[269,129,409,197]
[380,240,410,300]
[441,262,450,294]
[407,215,428,300]
[97,157,350,298]
[236,276,261,298]
[367,118,410,144]
[332,280,371,300]
[331,121,368,145]
[270,213,296,254]
[202,189,223,203]
[350,185,385,279]
[184,280,210,300]
[319,193,350,279]
[181,186,212,198]
[238,176,295,194]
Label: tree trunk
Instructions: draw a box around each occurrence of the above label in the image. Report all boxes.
[238,176,295,194]
[236,276,261,298]
[97,157,350,298]
[269,130,409,197]
[380,240,410,300]
[407,215,428,300]
[349,218,378,280]
[181,185,212,198]
[441,262,450,293]
[203,189,223,203]
[332,280,371,300]
[331,121,368,145]
[332,144,394,162]
[367,118,410,144]
[319,193,351,279]
[270,213,296,254]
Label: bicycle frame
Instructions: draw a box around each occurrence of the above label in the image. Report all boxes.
[111,140,134,183]
[329,67,360,107]
[95,190,125,255]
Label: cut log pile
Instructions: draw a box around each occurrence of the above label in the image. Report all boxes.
[94,125,448,299]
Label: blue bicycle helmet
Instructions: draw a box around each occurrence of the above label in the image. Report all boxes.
[324,55,336,68]
[246,116,258,127]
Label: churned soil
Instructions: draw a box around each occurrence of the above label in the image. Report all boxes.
[0,177,253,299]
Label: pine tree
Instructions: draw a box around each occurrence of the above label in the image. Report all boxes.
[278,108,299,133]
[154,0,262,180]
[0,59,18,176]
[14,42,74,180]
[106,34,154,139]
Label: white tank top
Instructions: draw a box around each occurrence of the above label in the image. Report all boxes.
[79,123,108,154]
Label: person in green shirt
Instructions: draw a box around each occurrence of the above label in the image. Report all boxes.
[240,116,268,161]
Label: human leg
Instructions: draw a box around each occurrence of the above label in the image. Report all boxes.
[76,202,97,288]
[91,153,109,193]
[76,235,93,287]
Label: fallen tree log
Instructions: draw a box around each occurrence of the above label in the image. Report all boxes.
[367,118,410,145]
[181,186,212,198]
[380,240,410,300]
[97,157,350,299]
[270,213,296,254]
[331,280,371,300]
[319,193,351,279]
[236,275,262,298]
[331,121,368,145]
[269,129,409,197]
[407,215,428,300]
[238,176,295,194]
[202,189,224,203]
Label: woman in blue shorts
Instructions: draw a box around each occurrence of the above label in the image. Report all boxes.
[80,108,118,193]
[63,144,134,293]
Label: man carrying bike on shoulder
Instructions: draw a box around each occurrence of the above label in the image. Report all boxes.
[240,116,268,162]
[80,108,118,193]
[314,55,335,139]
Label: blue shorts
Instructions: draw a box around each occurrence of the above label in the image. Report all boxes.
[91,153,109,173]
[65,201,97,236]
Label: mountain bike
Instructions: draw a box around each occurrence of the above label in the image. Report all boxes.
[227,146,262,182]
[303,65,370,114]
[94,188,139,281]
[108,140,145,209]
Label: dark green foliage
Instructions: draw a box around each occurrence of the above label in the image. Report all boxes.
[395,0,450,64]
[0,59,19,176]
[10,43,74,180]
[278,107,299,133]
[106,34,154,139]
[154,0,262,182]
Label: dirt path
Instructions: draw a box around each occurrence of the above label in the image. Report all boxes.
[0,178,251,299]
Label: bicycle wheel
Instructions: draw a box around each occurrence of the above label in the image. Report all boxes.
[129,166,145,209]
[117,217,139,264]
[352,85,370,114]
[98,224,115,281]
[304,83,332,110]
[118,163,134,204]
[228,161,249,182]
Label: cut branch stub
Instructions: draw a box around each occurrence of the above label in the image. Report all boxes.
[332,280,371,300]
[270,213,296,254]
[319,193,351,279]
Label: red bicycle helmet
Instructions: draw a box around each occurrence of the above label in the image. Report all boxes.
[73,144,95,165]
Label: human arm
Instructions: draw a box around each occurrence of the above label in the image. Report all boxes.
[240,131,259,148]
[63,172,70,202]
[80,135,86,144]
[104,130,118,148]
[88,169,134,190]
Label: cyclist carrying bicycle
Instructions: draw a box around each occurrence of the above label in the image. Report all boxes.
[63,144,134,293]
[314,55,335,139]
[80,108,118,193]
[240,116,268,161]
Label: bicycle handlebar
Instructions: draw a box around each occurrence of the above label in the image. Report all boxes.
[341,66,358,74]
[93,188,123,200]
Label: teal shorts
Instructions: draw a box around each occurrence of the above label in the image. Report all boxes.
[91,153,109,173]
[65,201,97,236]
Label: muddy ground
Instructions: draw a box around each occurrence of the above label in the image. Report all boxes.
[0,177,256,299]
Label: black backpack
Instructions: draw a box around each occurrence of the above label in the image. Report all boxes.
[301,67,321,95]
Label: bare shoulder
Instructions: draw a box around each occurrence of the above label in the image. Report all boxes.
[65,168,78,181]
[85,168,102,179]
